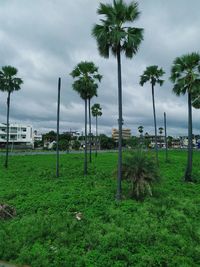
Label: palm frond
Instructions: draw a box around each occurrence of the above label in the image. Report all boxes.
[123,27,144,58]
[192,93,200,109]
[92,24,110,58]
[126,1,140,21]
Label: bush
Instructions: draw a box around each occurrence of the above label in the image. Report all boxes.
[122,151,159,200]
[72,140,81,150]
[53,140,69,151]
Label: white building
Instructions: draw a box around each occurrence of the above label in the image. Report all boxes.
[180,136,196,147]
[0,123,34,148]
[33,130,42,142]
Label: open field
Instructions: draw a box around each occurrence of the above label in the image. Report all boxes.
[0,151,200,267]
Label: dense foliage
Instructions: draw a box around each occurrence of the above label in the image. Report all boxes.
[0,151,200,266]
[122,151,159,199]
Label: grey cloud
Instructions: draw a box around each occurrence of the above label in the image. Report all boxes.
[0,0,199,137]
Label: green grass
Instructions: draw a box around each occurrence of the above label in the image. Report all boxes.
[0,151,200,267]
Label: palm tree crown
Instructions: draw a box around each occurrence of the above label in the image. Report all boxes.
[0,66,23,93]
[91,103,102,117]
[92,0,143,58]
[170,52,200,96]
[70,61,102,99]
[140,65,165,87]
[159,127,164,135]
[138,125,143,133]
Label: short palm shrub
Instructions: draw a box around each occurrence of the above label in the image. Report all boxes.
[122,151,160,200]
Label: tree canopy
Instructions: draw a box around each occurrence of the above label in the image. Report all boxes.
[0,66,23,93]
[170,52,200,96]
[91,103,102,117]
[70,61,102,100]
[92,0,143,58]
[140,65,165,87]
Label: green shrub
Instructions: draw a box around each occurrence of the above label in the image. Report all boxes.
[122,151,160,200]
[72,140,81,150]
[53,140,69,151]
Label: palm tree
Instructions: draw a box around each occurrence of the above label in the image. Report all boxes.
[70,61,102,175]
[140,66,165,165]
[138,125,143,146]
[0,66,23,168]
[170,52,200,182]
[88,93,98,163]
[91,103,102,157]
[92,0,143,200]
[158,127,164,148]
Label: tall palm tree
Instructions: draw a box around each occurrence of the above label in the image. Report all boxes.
[159,127,164,148]
[140,66,165,165]
[170,52,200,182]
[70,61,102,175]
[92,0,143,200]
[91,103,102,157]
[0,66,23,168]
[138,125,143,146]
[88,93,97,163]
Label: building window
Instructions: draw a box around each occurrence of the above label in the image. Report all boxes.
[22,128,27,132]
[10,135,17,140]
[10,127,17,133]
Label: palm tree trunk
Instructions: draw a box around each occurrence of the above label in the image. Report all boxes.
[185,92,193,181]
[116,46,122,200]
[151,83,158,165]
[84,99,88,175]
[5,92,11,168]
[95,115,98,157]
[164,112,168,162]
[88,98,92,163]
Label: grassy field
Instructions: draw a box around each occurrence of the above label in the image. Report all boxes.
[0,151,200,267]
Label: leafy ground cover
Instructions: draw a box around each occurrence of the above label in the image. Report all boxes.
[0,151,200,267]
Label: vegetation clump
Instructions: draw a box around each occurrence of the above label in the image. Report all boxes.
[122,151,160,200]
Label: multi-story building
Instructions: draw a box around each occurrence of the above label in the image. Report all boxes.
[33,130,42,142]
[0,123,34,148]
[112,128,131,141]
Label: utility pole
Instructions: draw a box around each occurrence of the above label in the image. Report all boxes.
[56,77,61,177]
[164,112,168,162]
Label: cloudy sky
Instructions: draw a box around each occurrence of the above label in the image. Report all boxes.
[0,0,200,136]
